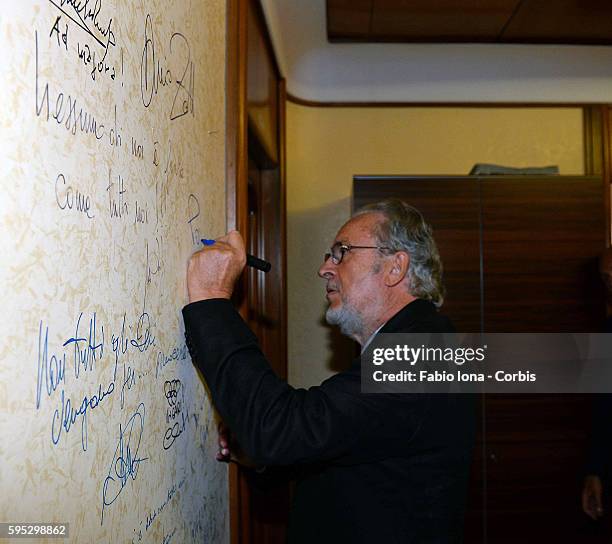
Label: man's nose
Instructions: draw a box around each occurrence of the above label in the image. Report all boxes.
[318,257,336,279]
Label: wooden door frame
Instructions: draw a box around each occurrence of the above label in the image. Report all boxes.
[226,1,249,542]
[226,1,288,542]
[603,106,612,247]
[583,105,612,247]
[227,0,248,236]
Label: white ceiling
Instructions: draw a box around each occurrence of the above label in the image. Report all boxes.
[260,0,612,103]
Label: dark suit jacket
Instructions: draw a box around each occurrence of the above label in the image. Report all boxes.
[183,298,476,543]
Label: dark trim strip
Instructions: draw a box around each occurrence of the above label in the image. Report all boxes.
[287,92,597,109]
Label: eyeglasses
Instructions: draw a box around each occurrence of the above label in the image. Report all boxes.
[324,242,393,265]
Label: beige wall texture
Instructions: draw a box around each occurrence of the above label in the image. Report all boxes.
[286,103,585,388]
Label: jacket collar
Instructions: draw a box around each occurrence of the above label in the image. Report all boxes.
[378,298,437,334]
[349,299,438,370]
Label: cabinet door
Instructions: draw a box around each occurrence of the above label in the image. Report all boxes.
[481,176,605,543]
[481,176,604,334]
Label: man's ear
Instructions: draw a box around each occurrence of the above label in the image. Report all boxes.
[384,251,410,287]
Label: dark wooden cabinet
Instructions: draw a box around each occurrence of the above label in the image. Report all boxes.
[354,175,606,543]
[481,177,604,334]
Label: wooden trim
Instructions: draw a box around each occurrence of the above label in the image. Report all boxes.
[279,77,288,378]
[327,36,612,46]
[225,3,239,541]
[242,470,253,544]
[583,105,610,246]
[226,0,238,231]
[228,463,240,544]
[226,1,249,542]
[353,174,602,182]
[234,0,250,319]
[226,0,248,235]
[583,106,603,176]
[286,92,597,109]
[236,0,249,240]
[602,105,612,247]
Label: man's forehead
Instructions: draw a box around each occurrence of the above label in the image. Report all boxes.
[335,213,382,242]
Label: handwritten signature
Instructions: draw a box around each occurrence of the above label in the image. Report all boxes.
[139,14,194,120]
[101,403,148,524]
[51,380,114,451]
[163,380,186,450]
[48,0,116,56]
[36,321,66,410]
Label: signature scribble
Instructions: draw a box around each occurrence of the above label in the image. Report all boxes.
[101,403,148,524]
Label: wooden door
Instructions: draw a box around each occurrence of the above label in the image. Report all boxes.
[479,176,605,543]
[228,156,289,544]
[227,0,288,539]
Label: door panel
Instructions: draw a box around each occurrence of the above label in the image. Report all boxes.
[242,156,289,544]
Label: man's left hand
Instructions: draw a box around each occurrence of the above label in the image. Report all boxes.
[582,474,605,520]
[187,230,247,303]
[216,422,258,468]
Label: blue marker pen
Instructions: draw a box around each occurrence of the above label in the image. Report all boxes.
[201,239,271,273]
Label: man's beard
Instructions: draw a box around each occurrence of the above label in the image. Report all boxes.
[325,301,364,340]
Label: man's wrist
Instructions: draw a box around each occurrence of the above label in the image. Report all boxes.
[188,289,232,303]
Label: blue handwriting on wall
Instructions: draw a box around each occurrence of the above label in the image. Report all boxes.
[101,402,148,525]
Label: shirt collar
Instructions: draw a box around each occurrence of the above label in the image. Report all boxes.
[361,322,386,353]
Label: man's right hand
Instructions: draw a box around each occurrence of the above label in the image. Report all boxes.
[582,474,604,520]
[187,231,247,303]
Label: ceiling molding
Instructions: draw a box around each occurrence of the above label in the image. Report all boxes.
[260,0,612,104]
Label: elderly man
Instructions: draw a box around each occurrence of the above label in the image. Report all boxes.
[183,200,475,543]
